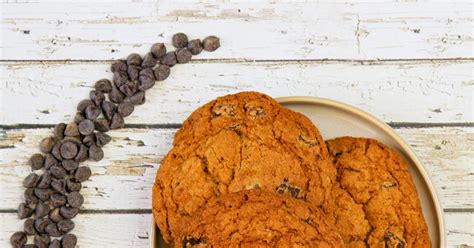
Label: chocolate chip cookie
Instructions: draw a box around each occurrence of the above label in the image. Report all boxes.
[327,137,431,247]
[176,190,343,248]
[152,92,335,243]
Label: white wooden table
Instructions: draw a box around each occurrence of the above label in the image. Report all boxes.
[0,1,473,247]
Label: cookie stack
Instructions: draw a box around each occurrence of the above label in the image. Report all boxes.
[152,92,431,247]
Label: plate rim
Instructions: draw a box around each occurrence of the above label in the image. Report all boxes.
[151,96,445,247]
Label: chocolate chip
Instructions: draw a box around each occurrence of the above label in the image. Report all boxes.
[119,81,137,97]
[93,118,109,132]
[95,132,112,146]
[23,173,39,188]
[101,101,116,120]
[45,223,61,237]
[84,105,101,121]
[111,60,127,72]
[109,84,125,103]
[34,233,50,248]
[172,32,188,48]
[23,244,37,248]
[154,64,170,81]
[95,79,113,93]
[50,193,67,208]
[384,232,406,248]
[66,179,82,192]
[76,99,94,113]
[151,43,166,59]
[17,203,33,219]
[49,239,61,248]
[60,142,78,160]
[61,234,77,248]
[64,123,79,137]
[142,52,157,68]
[53,123,66,140]
[113,70,128,87]
[287,186,300,198]
[81,134,95,147]
[49,208,63,223]
[34,188,51,202]
[90,90,105,106]
[202,35,220,51]
[61,160,79,172]
[39,137,56,153]
[110,113,124,129]
[88,144,104,161]
[127,65,141,81]
[36,201,50,218]
[49,166,67,179]
[74,145,89,162]
[117,102,134,117]
[29,154,45,170]
[77,120,94,136]
[138,68,155,91]
[74,166,92,182]
[37,173,51,189]
[10,231,27,248]
[59,207,78,219]
[66,192,84,208]
[24,218,37,235]
[126,90,146,105]
[126,53,142,66]
[57,219,75,234]
[35,218,52,233]
[95,132,112,147]
[24,188,38,205]
[176,48,192,64]
[73,112,85,124]
[182,236,207,247]
[160,51,177,67]
[187,39,203,55]
[51,144,63,161]
[51,179,66,194]
[44,154,59,169]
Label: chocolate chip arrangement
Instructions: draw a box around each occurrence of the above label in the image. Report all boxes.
[152,92,431,247]
[10,33,220,248]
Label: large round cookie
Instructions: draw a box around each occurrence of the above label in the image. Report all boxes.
[326,137,431,247]
[152,92,335,243]
[176,190,343,248]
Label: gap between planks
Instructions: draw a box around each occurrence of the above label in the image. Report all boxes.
[0,208,472,214]
[1,122,473,130]
[1,58,473,64]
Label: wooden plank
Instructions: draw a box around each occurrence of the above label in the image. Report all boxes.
[1,2,472,60]
[0,212,473,247]
[445,212,474,247]
[1,60,472,125]
[0,127,472,210]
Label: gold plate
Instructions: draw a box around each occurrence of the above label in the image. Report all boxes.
[151,96,444,247]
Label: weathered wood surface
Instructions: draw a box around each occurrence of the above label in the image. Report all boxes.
[1,212,473,247]
[1,60,472,125]
[1,127,472,210]
[2,2,473,60]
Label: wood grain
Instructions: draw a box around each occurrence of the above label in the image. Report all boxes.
[1,212,473,247]
[0,127,472,210]
[1,2,472,60]
[1,60,472,125]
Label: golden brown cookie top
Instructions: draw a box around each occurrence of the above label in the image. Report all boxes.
[327,137,431,247]
[176,190,343,248]
[152,92,334,243]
